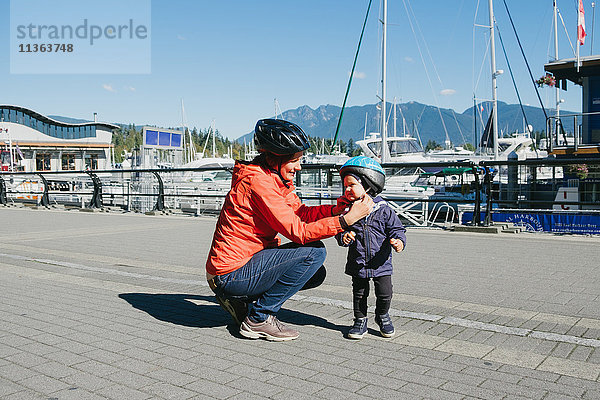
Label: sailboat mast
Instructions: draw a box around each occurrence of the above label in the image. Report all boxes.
[381,0,389,162]
[211,120,216,157]
[393,97,397,137]
[488,0,499,160]
[554,1,561,121]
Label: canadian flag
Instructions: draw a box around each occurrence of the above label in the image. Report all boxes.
[578,0,587,45]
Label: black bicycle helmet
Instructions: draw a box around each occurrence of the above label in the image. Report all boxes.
[339,156,386,195]
[254,119,310,155]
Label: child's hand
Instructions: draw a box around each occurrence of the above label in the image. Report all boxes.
[390,238,404,252]
[342,231,356,245]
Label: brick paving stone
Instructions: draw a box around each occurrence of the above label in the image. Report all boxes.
[3,389,48,400]
[411,355,465,373]
[424,367,485,387]
[185,378,242,399]
[187,365,240,384]
[543,393,582,400]
[313,386,365,400]
[265,374,325,394]
[48,387,107,400]
[356,384,416,399]
[96,384,152,400]
[105,369,156,388]
[111,357,162,375]
[497,364,561,382]
[72,359,122,377]
[436,325,466,339]
[346,370,407,391]
[583,328,600,339]
[550,341,576,358]
[30,361,78,379]
[518,376,586,397]
[440,381,506,400]
[226,376,284,398]
[583,389,600,399]
[0,344,21,358]
[301,360,356,378]
[143,382,196,399]
[461,365,522,384]
[61,371,114,392]
[151,356,198,373]
[4,352,48,368]
[17,374,70,394]
[0,378,25,397]
[0,363,38,381]
[270,389,319,400]
[225,364,279,382]
[557,375,600,391]
[310,372,367,393]
[481,378,548,399]
[388,369,448,388]
[568,345,594,362]
[398,382,464,400]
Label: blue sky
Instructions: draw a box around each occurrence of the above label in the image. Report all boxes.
[1,0,593,139]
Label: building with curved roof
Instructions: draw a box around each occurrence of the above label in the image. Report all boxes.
[0,105,119,172]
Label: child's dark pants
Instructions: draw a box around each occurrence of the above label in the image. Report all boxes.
[351,275,393,318]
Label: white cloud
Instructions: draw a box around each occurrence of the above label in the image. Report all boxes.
[440,89,456,96]
[404,56,414,63]
[177,35,186,41]
[102,84,116,92]
[348,71,366,79]
[126,86,136,92]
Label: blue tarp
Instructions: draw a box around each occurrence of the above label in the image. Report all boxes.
[462,212,600,234]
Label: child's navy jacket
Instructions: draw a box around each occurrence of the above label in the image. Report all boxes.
[336,196,406,278]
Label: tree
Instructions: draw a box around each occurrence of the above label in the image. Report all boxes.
[463,143,476,152]
[425,140,442,152]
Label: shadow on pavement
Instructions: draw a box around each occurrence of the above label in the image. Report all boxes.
[119,293,346,335]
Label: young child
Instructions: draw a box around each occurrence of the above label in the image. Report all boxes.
[336,156,406,339]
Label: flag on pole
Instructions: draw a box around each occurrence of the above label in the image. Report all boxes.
[15,144,24,160]
[579,0,587,45]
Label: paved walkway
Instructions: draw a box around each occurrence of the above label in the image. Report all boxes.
[1,205,600,399]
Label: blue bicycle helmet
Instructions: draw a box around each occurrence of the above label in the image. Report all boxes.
[339,156,386,195]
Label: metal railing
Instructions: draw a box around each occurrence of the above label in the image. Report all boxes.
[1,158,599,229]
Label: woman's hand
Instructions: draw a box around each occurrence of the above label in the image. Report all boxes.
[332,196,352,216]
[342,231,356,245]
[390,238,404,252]
[343,195,374,226]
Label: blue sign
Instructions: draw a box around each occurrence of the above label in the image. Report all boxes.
[462,212,600,234]
[171,133,181,147]
[145,130,158,145]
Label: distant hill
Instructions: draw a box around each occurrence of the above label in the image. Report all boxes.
[48,115,92,124]
[237,101,576,147]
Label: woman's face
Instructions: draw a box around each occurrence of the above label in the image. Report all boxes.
[343,175,366,201]
[279,151,303,181]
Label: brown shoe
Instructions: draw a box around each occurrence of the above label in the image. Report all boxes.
[239,315,299,341]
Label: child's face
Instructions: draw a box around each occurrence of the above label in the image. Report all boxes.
[343,175,366,201]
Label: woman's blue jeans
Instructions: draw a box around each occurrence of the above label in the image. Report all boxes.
[213,241,327,322]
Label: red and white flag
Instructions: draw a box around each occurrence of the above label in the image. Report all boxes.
[578,0,587,45]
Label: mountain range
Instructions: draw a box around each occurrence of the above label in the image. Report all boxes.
[237,101,575,147]
[50,100,575,148]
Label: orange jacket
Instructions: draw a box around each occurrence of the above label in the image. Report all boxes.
[206,161,343,276]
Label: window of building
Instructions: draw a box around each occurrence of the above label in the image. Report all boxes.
[36,154,51,171]
[61,154,76,170]
[85,154,98,170]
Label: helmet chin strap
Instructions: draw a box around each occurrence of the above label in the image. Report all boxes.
[276,160,291,188]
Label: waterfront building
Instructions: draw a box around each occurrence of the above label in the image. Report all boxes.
[0,105,119,172]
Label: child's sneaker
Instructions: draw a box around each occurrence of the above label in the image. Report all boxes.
[347,317,368,339]
[375,313,395,337]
